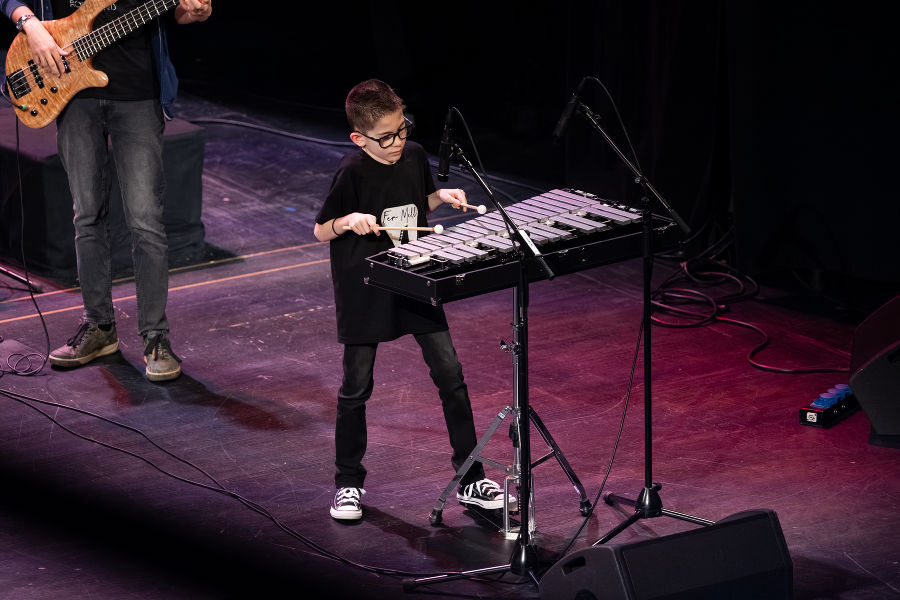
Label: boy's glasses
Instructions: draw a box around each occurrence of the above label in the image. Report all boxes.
[357,117,414,148]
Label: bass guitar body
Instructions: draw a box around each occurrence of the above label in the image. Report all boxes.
[5,0,117,129]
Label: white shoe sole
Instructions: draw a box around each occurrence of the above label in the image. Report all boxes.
[145,364,182,382]
[457,494,516,511]
[49,341,119,367]
[330,507,362,520]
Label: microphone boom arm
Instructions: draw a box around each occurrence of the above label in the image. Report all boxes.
[449,142,554,280]
[577,103,691,236]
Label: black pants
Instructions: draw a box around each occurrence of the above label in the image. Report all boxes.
[334,330,486,488]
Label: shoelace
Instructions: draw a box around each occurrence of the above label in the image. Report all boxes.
[335,488,363,506]
[66,322,93,347]
[476,479,502,497]
[144,335,182,363]
[463,479,502,498]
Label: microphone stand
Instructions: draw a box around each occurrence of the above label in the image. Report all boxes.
[571,101,715,545]
[0,264,41,293]
[404,141,555,592]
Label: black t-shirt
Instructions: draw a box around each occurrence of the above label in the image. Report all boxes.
[51,0,158,100]
[316,141,449,345]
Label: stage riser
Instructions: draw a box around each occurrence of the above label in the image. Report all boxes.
[0,113,207,284]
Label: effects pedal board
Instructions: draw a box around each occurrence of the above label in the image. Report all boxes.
[799,383,859,428]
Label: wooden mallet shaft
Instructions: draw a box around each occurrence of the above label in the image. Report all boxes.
[344,224,444,234]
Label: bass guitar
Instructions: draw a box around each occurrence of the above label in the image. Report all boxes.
[4,0,178,129]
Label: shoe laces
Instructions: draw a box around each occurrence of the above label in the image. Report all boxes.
[463,478,502,497]
[144,335,182,363]
[335,487,364,505]
[66,322,93,347]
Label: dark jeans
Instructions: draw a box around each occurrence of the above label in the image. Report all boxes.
[56,98,169,338]
[334,330,486,488]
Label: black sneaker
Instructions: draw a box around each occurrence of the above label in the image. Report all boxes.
[457,478,516,510]
[143,333,182,382]
[330,487,365,520]
[49,322,119,367]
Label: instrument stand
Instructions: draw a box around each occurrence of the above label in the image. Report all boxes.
[405,143,575,592]
[427,343,592,540]
[570,102,715,546]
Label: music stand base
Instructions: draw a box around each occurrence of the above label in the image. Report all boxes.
[509,540,540,576]
[594,483,715,546]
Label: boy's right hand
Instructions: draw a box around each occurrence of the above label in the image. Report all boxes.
[344,213,380,236]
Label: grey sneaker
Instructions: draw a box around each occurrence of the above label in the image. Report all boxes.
[143,333,182,382]
[49,322,119,367]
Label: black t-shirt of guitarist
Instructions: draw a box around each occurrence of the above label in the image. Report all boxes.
[51,0,159,101]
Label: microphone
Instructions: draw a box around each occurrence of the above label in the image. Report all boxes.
[552,78,586,143]
[437,108,453,182]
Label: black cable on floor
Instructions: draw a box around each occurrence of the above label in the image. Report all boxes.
[652,258,849,374]
[0,386,526,584]
[0,93,51,378]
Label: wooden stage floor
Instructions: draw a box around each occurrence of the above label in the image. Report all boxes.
[0,90,898,600]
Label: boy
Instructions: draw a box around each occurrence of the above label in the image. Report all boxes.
[314,79,512,520]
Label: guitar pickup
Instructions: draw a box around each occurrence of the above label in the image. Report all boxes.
[5,69,31,98]
[62,56,71,74]
[28,60,44,89]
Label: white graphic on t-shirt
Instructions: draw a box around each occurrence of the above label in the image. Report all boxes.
[381,204,419,247]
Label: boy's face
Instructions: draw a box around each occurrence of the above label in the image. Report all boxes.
[350,109,408,165]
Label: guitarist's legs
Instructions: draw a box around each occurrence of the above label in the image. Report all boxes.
[53,98,176,378]
[57,98,116,329]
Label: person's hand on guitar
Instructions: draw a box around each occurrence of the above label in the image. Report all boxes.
[175,0,213,24]
[18,15,68,78]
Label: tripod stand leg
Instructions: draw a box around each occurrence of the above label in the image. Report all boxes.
[604,483,714,526]
[0,265,42,293]
[527,407,592,515]
[403,563,512,591]
[597,482,716,545]
[429,405,514,526]
[593,511,642,545]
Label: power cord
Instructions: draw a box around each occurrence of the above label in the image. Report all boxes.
[0,89,51,377]
[652,256,849,374]
[539,316,644,573]
[0,386,524,584]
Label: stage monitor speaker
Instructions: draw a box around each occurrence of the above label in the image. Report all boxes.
[850,294,900,447]
[539,509,792,600]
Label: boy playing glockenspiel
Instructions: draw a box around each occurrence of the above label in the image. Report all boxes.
[313,78,513,521]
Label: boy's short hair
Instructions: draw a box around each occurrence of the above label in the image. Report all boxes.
[345,79,405,133]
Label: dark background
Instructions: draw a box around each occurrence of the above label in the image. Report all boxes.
[166,0,900,315]
[5,0,899,314]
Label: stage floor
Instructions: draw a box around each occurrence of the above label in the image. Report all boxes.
[0,87,898,600]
